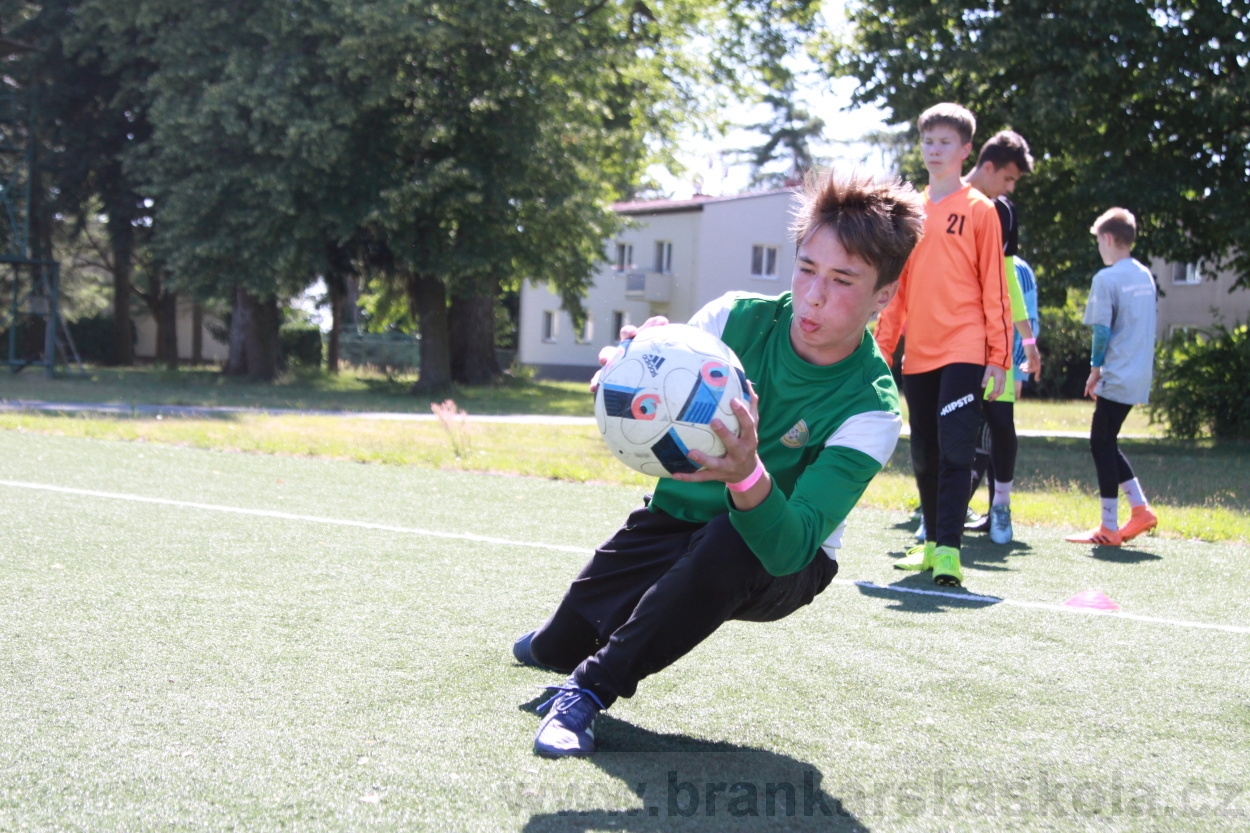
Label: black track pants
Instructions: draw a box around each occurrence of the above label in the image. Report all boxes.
[1090,396,1135,498]
[528,506,838,708]
[903,363,985,548]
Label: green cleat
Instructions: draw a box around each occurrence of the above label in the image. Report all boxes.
[894,540,935,571]
[932,545,964,587]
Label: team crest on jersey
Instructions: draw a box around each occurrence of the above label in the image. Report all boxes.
[642,353,665,376]
[780,419,810,449]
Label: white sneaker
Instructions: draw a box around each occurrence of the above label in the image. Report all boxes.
[989,504,1013,544]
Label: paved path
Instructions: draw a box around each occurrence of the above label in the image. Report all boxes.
[0,398,1156,439]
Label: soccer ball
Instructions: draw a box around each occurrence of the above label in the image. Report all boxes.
[594,324,749,478]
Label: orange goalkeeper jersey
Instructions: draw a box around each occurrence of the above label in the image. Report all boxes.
[874,183,1013,374]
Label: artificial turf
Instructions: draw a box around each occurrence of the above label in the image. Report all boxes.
[1,431,1246,831]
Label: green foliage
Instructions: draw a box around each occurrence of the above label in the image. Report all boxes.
[13,0,827,384]
[1151,325,1250,439]
[279,324,323,370]
[738,82,826,187]
[65,312,120,364]
[354,274,414,335]
[825,0,1250,302]
[1032,289,1092,399]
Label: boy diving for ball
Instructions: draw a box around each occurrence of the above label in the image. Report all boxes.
[512,169,925,757]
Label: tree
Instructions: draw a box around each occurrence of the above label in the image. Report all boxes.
[26,0,823,387]
[77,0,381,379]
[11,0,156,366]
[738,82,826,188]
[825,0,1250,301]
[361,0,687,389]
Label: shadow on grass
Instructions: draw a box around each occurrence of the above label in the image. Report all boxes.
[1086,545,1163,564]
[959,535,1033,572]
[855,575,1002,614]
[517,712,869,832]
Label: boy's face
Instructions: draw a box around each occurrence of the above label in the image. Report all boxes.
[975,161,1023,199]
[789,225,897,366]
[921,124,972,179]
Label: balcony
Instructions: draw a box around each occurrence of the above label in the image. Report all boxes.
[622,270,673,303]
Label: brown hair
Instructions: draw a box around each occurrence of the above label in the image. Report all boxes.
[918,103,976,145]
[1090,207,1137,248]
[976,130,1034,174]
[791,169,926,289]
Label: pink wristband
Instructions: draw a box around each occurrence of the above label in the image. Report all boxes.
[727,460,766,493]
[1022,337,1037,345]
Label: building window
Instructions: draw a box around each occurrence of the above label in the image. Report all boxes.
[1172,262,1204,285]
[751,244,779,279]
[654,241,673,274]
[542,310,558,343]
[612,310,629,343]
[576,314,593,344]
[615,243,633,272]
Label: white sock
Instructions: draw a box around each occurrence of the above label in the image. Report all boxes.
[1101,498,1119,530]
[1121,478,1148,509]
[993,480,1013,507]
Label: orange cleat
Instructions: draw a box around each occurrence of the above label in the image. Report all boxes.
[1064,525,1122,546]
[1119,506,1158,543]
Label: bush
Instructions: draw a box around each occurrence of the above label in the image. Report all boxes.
[1150,325,1250,439]
[1032,289,1092,399]
[65,313,118,364]
[280,324,323,370]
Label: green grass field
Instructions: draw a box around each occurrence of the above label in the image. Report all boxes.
[0,365,597,416]
[1,431,1246,831]
[0,364,1160,433]
[0,406,1244,543]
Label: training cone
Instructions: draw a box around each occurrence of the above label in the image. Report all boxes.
[1064,590,1120,611]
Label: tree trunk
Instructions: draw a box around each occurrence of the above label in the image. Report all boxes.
[405,272,451,392]
[139,270,179,369]
[191,303,204,364]
[244,294,281,381]
[109,215,135,366]
[156,289,179,370]
[449,288,501,385]
[326,274,345,374]
[225,285,251,376]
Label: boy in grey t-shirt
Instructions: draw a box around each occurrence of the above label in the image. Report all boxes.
[1065,207,1159,546]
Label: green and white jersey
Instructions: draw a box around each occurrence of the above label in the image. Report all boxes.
[649,292,902,576]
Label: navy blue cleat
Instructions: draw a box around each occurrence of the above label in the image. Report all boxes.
[533,682,604,758]
[512,630,556,671]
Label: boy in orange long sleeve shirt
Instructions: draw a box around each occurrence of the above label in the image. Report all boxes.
[875,103,1013,586]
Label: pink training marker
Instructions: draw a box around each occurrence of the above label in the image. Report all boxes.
[1064,590,1121,611]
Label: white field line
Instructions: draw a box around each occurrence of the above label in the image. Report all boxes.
[0,479,591,555]
[2,478,1243,635]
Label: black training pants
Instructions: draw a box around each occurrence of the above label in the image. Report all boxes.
[981,397,1018,489]
[528,506,838,708]
[1090,396,1136,499]
[903,363,985,548]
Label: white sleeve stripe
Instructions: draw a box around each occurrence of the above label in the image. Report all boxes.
[823,410,902,467]
[685,293,737,339]
[821,519,847,560]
